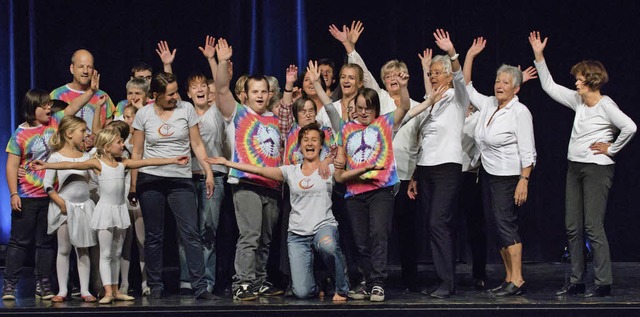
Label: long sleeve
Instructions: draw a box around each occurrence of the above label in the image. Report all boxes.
[347,50,382,94]
[534,60,581,111]
[515,107,537,169]
[603,99,637,156]
[323,102,343,133]
[466,82,492,112]
[453,70,470,111]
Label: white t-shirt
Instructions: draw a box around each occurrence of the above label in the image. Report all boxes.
[279,164,338,236]
[192,104,227,174]
[132,101,198,178]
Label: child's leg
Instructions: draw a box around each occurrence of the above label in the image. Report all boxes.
[119,224,133,293]
[98,229,114,295]
[111,228,126,290]
[76,247,92,297]
[56,223,72,297]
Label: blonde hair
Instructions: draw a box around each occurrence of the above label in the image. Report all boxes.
[93,128,121,159]
[49,116,87,152]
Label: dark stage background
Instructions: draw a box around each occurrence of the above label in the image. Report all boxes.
[1,0,639,264]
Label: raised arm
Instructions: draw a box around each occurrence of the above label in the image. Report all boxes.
[277,65,298,134]
[199,36,218,81]
[156,40,176,74]
[341,21,382,93]
[307,60,333,105]
[63,70,99,116]
[392,72,411,126]
[215,38,237,119]
[529,31,580,110]
[282,64,298,106]
[463,37,486,85]
[418,48,434,98]
[205,156,284,182]
[405,85,447,119]
[434,29,461,72]
[91,93,108,134]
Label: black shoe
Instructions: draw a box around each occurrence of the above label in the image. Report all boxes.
[494,282,525,297]
[150,288,163,300]
[257,281,284,297]
[35,278,55,300]
[583,285,611,298]
[555,283,585,296]
[195,291,219,300]
[233,284,257,301]
[179,287,193,296]
[2,281,16,300]
[474,279,486,290]
[489,281,509,293]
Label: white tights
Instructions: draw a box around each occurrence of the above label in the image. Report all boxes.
[120,211,147,290]
[56,223,92,297]
[97,228,125,286]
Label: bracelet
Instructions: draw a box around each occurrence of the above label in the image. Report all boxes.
[449,53,459,61]
[519,175,529,181]
[10,192,19,197]
[284,88,293,93]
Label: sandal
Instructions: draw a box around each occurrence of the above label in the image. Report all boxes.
[51,295,67,303]
[98,295,114,304]
[81,294,97,302]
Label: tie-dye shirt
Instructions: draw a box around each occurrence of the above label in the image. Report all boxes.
[5,111,65,198]
[228,103,282,188]
[341,112,398,198]
[284,124,335,165]
[50,85,115,134]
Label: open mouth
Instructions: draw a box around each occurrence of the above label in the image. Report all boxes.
[304,147,316,153]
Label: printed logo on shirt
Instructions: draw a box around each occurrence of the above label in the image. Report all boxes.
[346,129,381,163]
[298,177,314,190]
[255,125,279,157]
[157,123,175,137]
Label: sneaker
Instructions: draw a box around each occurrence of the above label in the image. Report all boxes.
[2,281,16,300]
[35,278,55,300]
[71,286,81,297]
[233,284,257,301]
[347,282,370,300]
[370,285,385,302]
[258,281,284,297]
[195,291,219,300]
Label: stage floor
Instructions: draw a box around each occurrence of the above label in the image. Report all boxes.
[1,262,639,316]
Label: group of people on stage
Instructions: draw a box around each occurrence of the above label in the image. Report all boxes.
[2,20,636,304]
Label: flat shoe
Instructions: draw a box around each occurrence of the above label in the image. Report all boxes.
[98,295,114,304]
[114,293,135,301]
[81,294,97,302]
[51,295,67,303]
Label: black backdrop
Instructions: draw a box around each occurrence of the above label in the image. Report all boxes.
[3,0,640,263]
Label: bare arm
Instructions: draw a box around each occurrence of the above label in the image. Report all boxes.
[129,129,145,200]
[434,29,461,72]
[215,38,237,119]
[199,36,218,81]
[392,72,411,126]
[6,154,21,211]
[418,48,434,98]
[463,37,486,85]
[205,156,284,181]
[282,64,298,106]
[32,158,101,171]
[63,70,100,116]
[124,156,188,169]
[189,125,214,198]
[308,60,333,105]
[156,40,176,74]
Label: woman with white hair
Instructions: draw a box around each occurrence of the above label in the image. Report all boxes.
[463,37,536,296]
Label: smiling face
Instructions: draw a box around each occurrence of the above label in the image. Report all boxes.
[340,67,361,97]
[302,72,317,96]
[355,95,375,126]
[70,50,94,88]
[383,69,401,94]
[300,129,323,161]
[494,72,519,105]
[127,87,147,106]
[187,78,210,107]
[246,78,270,114]
[429,61,453,91]
[67,123,88,148]
[154,82,179,109]
[106,137,125,157]
[297,100,317,127]
[318,64,335,89]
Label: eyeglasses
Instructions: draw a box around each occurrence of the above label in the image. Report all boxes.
[427,71,446,78]
[298,109,316,116]
[137,75,153,81]
[356,106,374,114]
[38,101,53,109]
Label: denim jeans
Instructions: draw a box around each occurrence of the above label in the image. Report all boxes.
[136,172,207,296]
[3,197,56,284]
[179,174,225,291]
[231,184,280,289]
[287,225,349,298]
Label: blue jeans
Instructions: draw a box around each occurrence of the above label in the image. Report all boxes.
[179,174,225,291]
[136,172,207,296]
[287,225,349,298]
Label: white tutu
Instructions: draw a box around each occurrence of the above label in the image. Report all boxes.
[47,199,97,248]
[91,202,131,230]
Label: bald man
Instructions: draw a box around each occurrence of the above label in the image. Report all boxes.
[50,49,115,137]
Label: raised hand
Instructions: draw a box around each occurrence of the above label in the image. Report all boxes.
[347,20,364,46]
[306,60,322,83]
[198,35,217,60]
[205,156,228,165]
[528,31,548,60]
[156,41,176,66]
[418,48,433,70]
[216,38,233,61]
[96,95,107,108]
[467,37,486,58]
[285,64,298,86]
[328,24,348,43]
[520,66,538,83]
[433,29,454,54]
[175,155,190,165]
[430,85,448,104]
[90,70,100,92]
[397,71,410,87]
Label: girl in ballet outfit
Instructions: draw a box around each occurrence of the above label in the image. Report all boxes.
[32,128,189,304]
[44,116,97,302]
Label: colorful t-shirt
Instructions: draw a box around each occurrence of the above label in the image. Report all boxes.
[284,124,334,165]
[229,103,282,188]
[341,112,398,198]
[5,111,65,198]
[50,85,115,134]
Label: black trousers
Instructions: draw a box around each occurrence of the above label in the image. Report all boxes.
[393,180,418,289]
[417,163,462,292]
[459,171,487,281]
